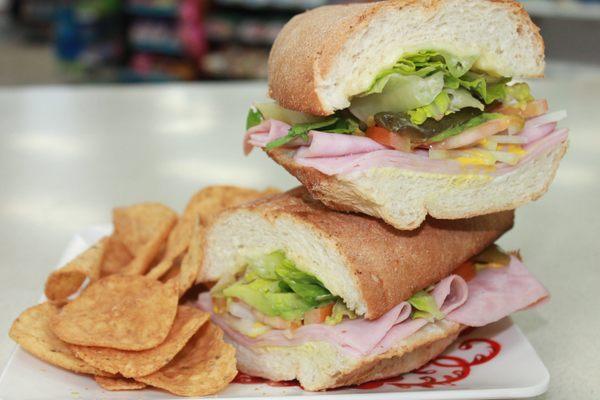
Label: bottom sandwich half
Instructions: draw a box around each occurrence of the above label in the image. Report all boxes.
[225,319,462,391]
[194,187,548,391]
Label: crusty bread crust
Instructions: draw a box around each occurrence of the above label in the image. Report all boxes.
[231,319,463,391]
[218,187,512,319]
[267,141,566,230]
[269,0,544,115]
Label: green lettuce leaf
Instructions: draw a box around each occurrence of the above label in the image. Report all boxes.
[221,251,338,321]
[246,107,263,130]
[274,258,336,306]
[264,118,338,150]
[406,91,451,125]
[408,291,444,322]
[223,278,313,321]
[265,115,359,150]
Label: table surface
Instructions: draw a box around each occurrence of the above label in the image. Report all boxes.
[1,64,598,399]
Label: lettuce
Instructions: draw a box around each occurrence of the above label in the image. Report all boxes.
[221,251,338,321]
[352,50,532,126]
[408,291,444,322]
[223,279,313,321]
[350,72,445,122]
[246,107,263,130]
[265,116,359,150]
[325,301,357,325]
[264,117,338,150]
[406,91,451,125]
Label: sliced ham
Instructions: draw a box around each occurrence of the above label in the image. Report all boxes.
[197,275,467,357]
[243,112,568,176]
[295,132,387,158]
[447,256,549,327]
[294,127,568,176]
[243,119,292,155]
[196,256,547,357]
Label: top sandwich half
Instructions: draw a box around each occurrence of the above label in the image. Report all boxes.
[244,0,569,230]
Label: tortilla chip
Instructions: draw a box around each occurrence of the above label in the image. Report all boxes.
[185,186,280,226]
[100,235,133,277]
[147,186,279,281]
[160,263,181,283]
[175,218,205,296]
[121,217,175,276]
[113,202,177,256]
[136,322,237,397]
[9,303,109,376]
[95,376,146,391]
[44,238,108,302]
[146,219,193,280]
[71,306,209,378]
[51,275,178,351]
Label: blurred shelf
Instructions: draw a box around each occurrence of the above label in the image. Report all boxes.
[213,0,328,12]
[129,42,183,56]
[119,68,183,82]
[126,4,178,18]
[522,1,600,19]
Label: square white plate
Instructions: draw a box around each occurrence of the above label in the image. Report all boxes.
[0,225,549,400]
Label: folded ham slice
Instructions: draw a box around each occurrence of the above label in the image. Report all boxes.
[447,256,549,326]
[195,256,547,357]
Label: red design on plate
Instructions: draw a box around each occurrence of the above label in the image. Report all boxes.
[233,337,501,390]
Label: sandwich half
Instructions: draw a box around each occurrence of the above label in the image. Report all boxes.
[244,0,569,230]
[195,188,549,390]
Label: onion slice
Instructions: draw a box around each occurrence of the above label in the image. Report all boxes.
[490,135,527,144]
[525,110,567,129]
[431,117,514,150]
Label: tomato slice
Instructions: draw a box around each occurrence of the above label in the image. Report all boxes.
[453,261,476,282]
[365,126,411,152]
[303,303,334,325]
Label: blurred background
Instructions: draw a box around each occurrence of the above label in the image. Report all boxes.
[0,0,599,85]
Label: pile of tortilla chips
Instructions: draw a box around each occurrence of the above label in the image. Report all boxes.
[9,185,279,397]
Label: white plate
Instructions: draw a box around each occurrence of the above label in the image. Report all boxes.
[0,226,549,400]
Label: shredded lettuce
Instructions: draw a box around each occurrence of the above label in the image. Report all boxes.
[408,291,445,322]
[351,50,532,126]
[351,72,445,122]
[221,251,338,321]
[325,301,357,325]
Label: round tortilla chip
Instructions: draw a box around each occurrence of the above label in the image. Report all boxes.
[9,303,109,376]
[51,275,178,350]
[71,306,209,377]
[45,238,108,302]
[95,376,146,391]
[136,322,237,397]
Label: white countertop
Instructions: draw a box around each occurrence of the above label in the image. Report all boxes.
[1,65,598,399]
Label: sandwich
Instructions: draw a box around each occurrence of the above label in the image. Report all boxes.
[243,0,569,230]
[194,188,548,391]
